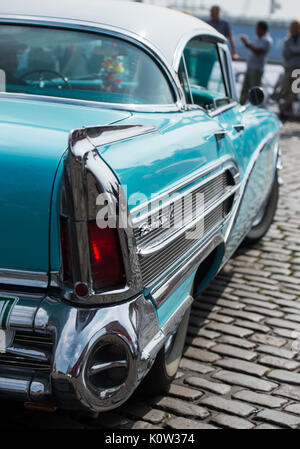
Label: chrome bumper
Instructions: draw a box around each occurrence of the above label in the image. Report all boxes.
[0,291,192,412]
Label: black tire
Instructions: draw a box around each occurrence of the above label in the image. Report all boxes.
[243,171,279,246]
[138,307,191,397]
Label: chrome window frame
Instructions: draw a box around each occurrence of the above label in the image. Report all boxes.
[175,35,239,117]
[217,42,238,103]
[178,55,194,106]
[172,30,226,72]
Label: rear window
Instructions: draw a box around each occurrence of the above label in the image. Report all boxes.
[0,24,175,105]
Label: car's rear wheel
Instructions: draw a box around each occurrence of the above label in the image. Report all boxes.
[139,307,191,397]
[243,171,279,246]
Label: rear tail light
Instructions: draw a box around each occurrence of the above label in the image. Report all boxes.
[88,220,125,291]
[60,216,73,283]
[60,217,124,292]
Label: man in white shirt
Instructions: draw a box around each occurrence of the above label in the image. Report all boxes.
[240,21,273,105]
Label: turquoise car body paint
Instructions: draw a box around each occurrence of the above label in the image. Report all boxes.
[0,1,281,411]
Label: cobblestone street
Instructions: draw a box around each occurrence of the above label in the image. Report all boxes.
[1,121,300,429]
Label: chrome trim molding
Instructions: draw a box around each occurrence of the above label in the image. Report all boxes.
[0,269,48,289]
[209,101,238,118]
[71,125,156,156]
[9,304,37,329]
[0,92,181,114]
[173,29,226,72]
[130,155,237,217]
[218,43,239,103]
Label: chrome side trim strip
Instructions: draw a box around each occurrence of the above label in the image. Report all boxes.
[71,125,156,160]
[132,164,231,227]
[0,92,181,114]
[130,155,237,217]
[0,269,48,289]
[151,234,224,308]
[209,101,238,118]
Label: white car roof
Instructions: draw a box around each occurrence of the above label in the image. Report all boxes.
[0,0,225,69]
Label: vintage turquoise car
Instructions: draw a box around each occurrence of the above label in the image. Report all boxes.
[0,0,281,413]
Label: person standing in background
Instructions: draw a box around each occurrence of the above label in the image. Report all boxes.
[279,20,300,119]
[207,5,239,61]
[239,21,273,105]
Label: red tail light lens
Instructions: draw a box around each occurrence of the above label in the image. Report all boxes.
[60,216,73,283]
[88,221,125,291]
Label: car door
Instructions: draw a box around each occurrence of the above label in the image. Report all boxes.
[178,36,271,259]
[211,44,278,259]
[179,37,242,183]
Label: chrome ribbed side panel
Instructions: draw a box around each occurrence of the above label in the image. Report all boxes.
[131,161,240,289]
[133,171,228,250]
[139,204,224,287]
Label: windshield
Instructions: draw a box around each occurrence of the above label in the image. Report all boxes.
[0,24,175,105]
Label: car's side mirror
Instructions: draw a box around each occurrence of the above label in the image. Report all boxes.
[248,87,265,106]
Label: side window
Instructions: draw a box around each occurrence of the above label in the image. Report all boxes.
[183,38,229,110]
[0,24,176,106]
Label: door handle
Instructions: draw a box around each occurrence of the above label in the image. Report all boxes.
[215,131,227,141]
[233,124,245,133]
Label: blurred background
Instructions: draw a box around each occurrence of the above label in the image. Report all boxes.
[128,0,300,116]
[139,0,292,63]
